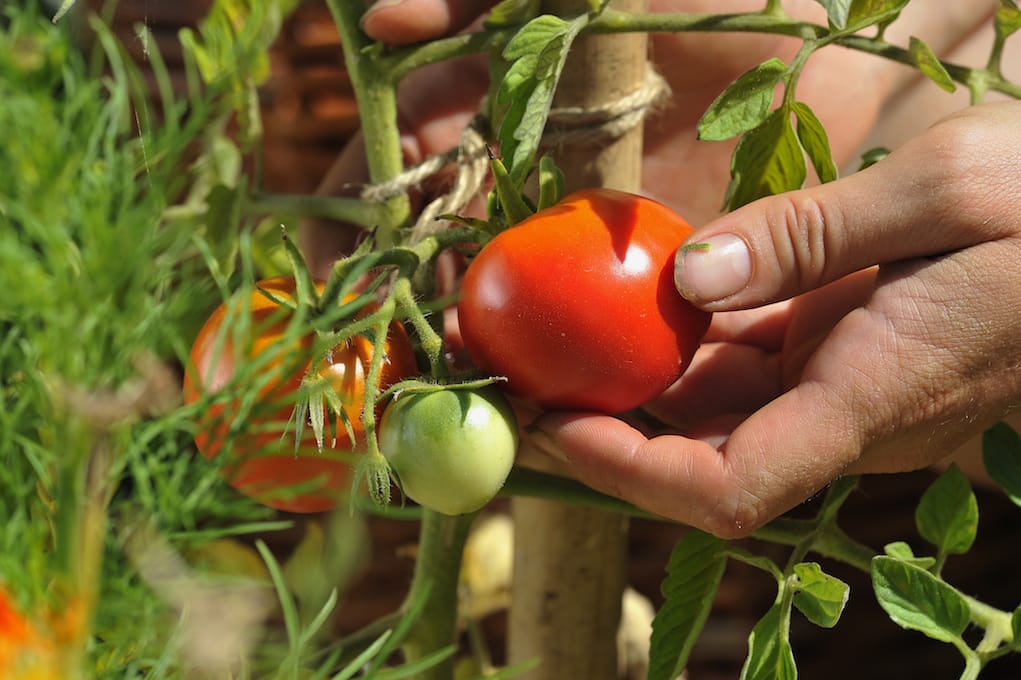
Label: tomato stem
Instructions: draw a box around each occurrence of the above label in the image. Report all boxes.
[393,277,449,380]
[325,0,411,248]
[400,509,477,680]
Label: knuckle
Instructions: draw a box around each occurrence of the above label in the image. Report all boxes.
[702,488,768,540]
[761,192,843,294]
[914,114,1018,234]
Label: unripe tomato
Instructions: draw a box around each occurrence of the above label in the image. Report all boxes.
[458,188,711,413]
[183,277,417,513]
[378,388,518,516]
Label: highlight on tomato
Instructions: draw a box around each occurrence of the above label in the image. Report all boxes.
[457,188,712,414]
[183,276,417,513]
[378,387,518,516]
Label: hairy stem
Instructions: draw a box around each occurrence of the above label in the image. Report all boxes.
[325,0,411,248]
[247,192,380,227]
[401,509,476,680]
[384,11,1021,101]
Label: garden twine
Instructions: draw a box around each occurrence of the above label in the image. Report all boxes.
[359,64,671,242]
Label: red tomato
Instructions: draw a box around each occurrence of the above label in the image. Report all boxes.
[457,188,711,413]
[183,277,417,513]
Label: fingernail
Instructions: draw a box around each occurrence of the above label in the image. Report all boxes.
[675,233,751,303]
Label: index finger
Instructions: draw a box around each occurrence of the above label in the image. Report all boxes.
[532,377,857,539]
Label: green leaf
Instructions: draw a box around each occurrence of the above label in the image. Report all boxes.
[883,541,936,570]
[915,464,978,556]
[739,603,797,680]
[647,531,728,680]
[536,155,565,210]
[496,14,587,182]
[331,630,393,680]
[490,155,535,225]
[1012,606,1021,648]
[791,562,849,628]
[982,422,1021,507]
[792,102,838,184]
[50,0,78,23]
[871,556,971,644]
[179,0,299,145]
[909,36,956,92]
[697,58,787,141]
[813,0,853,29]
[485,0,541,27]
[996,0,1021,41]
[725,107,807,210]
[844,0,910,34]
[858,146,890,170]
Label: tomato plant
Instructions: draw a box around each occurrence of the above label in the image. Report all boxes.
[378,387,518,516]
[183,276,418,513]
[457,188,712,413]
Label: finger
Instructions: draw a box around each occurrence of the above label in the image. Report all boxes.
[675,103,1021,310]
[361,0,494,45]
[700,301,790,350]
[533,378,856,539]
[549,238,1021,538]
[779,267,877,388]
[642,342,781,428]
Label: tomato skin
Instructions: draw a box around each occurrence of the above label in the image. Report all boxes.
[457,188,711,413]
[379,388,518,516]
[183,277,417,513]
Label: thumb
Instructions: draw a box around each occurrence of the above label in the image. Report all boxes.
[361,0,496,45]
[674,106,1019,310]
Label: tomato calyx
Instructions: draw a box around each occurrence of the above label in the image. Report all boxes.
[352,375,514,510]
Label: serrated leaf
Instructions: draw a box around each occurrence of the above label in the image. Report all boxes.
[871,556,970,643]
[915,464,978,556]
[883,541,937,569]
[725,107,807,210]
[647,531,728,680]
[739,603,797,680]
[996,0,1021,41]
[909,36,956,92]
[982,422,1021,507]
[484,0,541,27]
[792,101,838,184]
[791,562,849,629]
[697,58,787,141]
[496,14,586,182]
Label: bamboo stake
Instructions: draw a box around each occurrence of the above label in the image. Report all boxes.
[508,2,647,678]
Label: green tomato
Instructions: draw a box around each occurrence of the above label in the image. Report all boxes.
[379,387,518,515]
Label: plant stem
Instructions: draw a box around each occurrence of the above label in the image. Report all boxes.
[393,277,449,379]
[375,10,1021,102]
[966,594,1015,645]
[401,509,476,680]
[247,192,380,227]
[325,0,411,248]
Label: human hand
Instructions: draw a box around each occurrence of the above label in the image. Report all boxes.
[528,101,1021,537]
